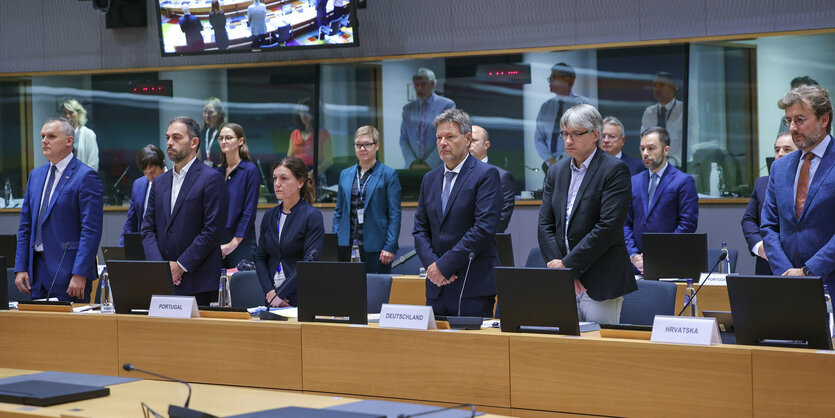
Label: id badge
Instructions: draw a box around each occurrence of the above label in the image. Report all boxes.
[357,208,364,224]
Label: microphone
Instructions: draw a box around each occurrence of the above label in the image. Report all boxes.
[123,363,217,418]
[262,250,318,320]
[44,243,71,301]
[446,252,481,330]
[397,403,476,418]
[111,166,130,190]
[677,250,727,316]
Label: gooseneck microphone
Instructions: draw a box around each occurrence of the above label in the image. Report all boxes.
[446,252,482,330]
[123,363,192,408]
[262,250,318,320]
[45,242,71,301]
[677,250,727,316]
[457,252,475,317]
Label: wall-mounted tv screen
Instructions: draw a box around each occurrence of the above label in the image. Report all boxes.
[156,0,358,56]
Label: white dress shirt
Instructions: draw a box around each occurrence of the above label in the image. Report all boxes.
[565,148,596,251]
[171,156,198,215]
[35,153,74,252]
[442,154,469,199]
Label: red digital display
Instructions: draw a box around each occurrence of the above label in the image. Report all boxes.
[129,80,173,96]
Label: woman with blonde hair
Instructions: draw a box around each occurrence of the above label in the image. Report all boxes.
[61,99,99,171]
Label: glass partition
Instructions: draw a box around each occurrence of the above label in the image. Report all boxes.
[2,30,834,207]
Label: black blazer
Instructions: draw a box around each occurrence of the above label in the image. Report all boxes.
[537,148,637,301]
[255,200,324,305]
[493,164,516,233]
[741,175,771,275]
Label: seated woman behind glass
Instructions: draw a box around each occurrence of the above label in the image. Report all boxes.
[217,123,260,269]
[288,97,331,174]
[256,156,324,307]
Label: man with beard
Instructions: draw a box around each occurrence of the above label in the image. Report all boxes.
[141,116,228,305]
[623,126,698,274]
[762,85,835,287]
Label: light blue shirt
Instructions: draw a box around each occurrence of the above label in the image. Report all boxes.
[565,148,596,251]
[400,92,455,168]
[534,92,590,163]
[794,134,832,198]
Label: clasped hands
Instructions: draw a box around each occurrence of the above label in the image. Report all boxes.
[426,262,457,287]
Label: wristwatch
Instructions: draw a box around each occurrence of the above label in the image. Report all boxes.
[802,265,813,276]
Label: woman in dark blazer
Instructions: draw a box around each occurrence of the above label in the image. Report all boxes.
[333,126,401,273]
[217,123,259,269]
[256,156,324,307]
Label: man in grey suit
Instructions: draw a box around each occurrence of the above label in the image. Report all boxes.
[538,104,637,324]
[470,125,515,233]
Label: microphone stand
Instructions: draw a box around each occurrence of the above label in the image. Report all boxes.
[677,250,728,316]
[446,252,482,330]
[123,363,217,418]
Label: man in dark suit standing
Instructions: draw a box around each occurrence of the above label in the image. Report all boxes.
[179,6,205,52]
[538,104,636,324]
[15,118,103,302]
[740,132,796,275]
[413,109,502,317]
[469,125,515,233]
[121,145,166,245]
[142,116,228,306]
[624,127,699,274]
[601,116,645,176]
[762,85,835,285]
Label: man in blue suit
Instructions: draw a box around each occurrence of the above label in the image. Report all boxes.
[121,145,166,245]
[178,6,204,52]
[601,116,645,176]
[413,109,502,317]
[624,126,698,274]
[334,125,402,273]
[15,118,103,302]
[142,116,228,306]
[740,133,796,275]
[762,85,835,285]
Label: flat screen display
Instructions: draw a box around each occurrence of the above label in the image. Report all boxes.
[156,0,358,56]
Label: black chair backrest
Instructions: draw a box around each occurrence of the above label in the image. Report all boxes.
[524,247,546,268]
[366,274,392,314]
[619,280,677,325]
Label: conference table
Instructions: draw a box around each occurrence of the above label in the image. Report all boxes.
[1,310,833,417]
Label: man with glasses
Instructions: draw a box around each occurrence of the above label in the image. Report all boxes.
[534,62,591,171]
[538,104,636,324]
[762,85,835,287]
[400,68,456,169]
[334,126,402,273]
[623,127,698,274]
[601,116,645,176]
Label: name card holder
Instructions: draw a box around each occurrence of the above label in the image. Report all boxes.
[379,304,437,330]
[698,272,728,286]
[148,295,199,319]
[650,315,721,346]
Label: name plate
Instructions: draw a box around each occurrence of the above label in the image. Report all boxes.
[379,304,436,330]
[650,315,721,346]
[698,272,727,286]
[148,295,200,319]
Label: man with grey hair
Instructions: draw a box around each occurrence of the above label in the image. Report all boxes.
[413,109,502,317]
[601,116,644,176]
[538,104,636,324]
[15,118,103,302]
[534,62,591,171]
[142,116,228,306]
[762,85,835,287]
[400,67,456,169]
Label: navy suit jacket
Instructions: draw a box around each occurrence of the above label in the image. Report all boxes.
[121,176,149,245]
[537,149,637,301]
[741,176,771,275]
[413,155,502,299]
[255,200,324,305]
[493,164,515,233]
[621,153,646,176]
[141,159,228,295]
[333,161,402,253]
[624,164,699,256]
[762,137,835,285]
[15,156,103,300]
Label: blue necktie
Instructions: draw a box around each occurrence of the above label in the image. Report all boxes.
[647,173,659,211]
[34,165,58,248]
[441,171,456,216]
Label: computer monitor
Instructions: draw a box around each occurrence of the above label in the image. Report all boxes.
[727,274,832,350]
[105,260,174,314]
[642,233,707,281]
[495,233,514,267]
[495,267,580,335]
[0,234,16,268]
[101,246,126,262]
[122,233,146,260]
[321,233,348,262]
[296,261,367,325]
